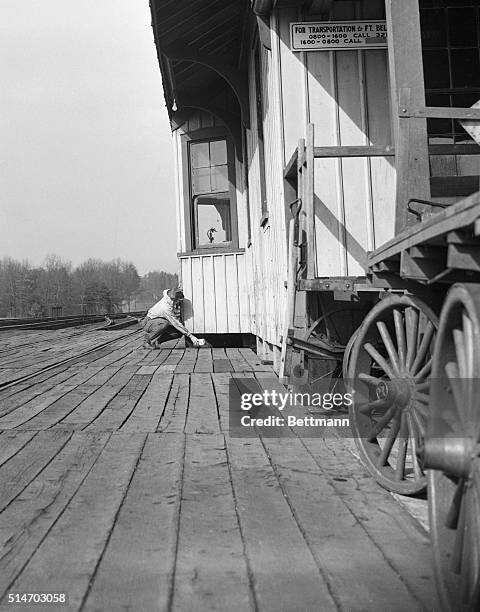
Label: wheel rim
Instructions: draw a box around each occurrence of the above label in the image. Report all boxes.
[348,295,437,495]
[428,284,480,612]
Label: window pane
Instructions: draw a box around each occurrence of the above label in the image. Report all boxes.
[423,50,451,88]
[451,48,480,86]
[445,0,480,7]
[420,9,447,47]
[211,164,229,192]
[448,8,477,46]
[192,167,211,194]
[190,142,210,169]
[196,196,231,246]
[210,140,227,165]
[420,0,446,7]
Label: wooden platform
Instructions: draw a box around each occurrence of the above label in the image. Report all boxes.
[0,326,437,610]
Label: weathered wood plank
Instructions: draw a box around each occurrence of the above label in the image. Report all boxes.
[260,435,431,611]
[0,367,109,430]
[238,348,273,372]
[84,375,151,432]
[157,374,190,433]
[1,434,146,609]
[121,373,174,432]
[0,433,109,598]
[368,191,480,266]
[175,348,198,374]
[250,375,435,609]
[0,367,83,416]
[172,434,251,611]
[156,348,184,372]
[17,366,127,430]
[82,433,184,612]
[226,436,337,611]
[211,372,232,433]
[301,435,435,610]
[313,145,395,158]
[386,0,431,231]
[185,374,220,434]
[136,365,159,376]
[193,348,213,373]
[0,431,38,467]
[58,366,139,428]
[213,358,233,373]
[225,348,253,372]
[0,430,72,513]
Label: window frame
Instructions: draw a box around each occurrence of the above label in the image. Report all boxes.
[420,0,480,142]
[180,127,239,253]
[253,40,269,226]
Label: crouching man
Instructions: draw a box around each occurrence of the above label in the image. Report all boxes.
[142,288,205,349]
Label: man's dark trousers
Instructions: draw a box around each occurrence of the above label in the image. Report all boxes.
[143,317,182,345]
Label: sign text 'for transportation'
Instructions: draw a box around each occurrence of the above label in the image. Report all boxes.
[290,21,388,51]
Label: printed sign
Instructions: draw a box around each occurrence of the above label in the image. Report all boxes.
[290,21,388,51]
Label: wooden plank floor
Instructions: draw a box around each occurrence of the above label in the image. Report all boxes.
[0,327,437,611]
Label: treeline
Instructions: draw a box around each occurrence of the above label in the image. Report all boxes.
[0,256,178,318]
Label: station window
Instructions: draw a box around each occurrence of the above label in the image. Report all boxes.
[189,137,237,249]
[420,0,480,142]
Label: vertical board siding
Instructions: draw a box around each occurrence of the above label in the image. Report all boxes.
[213,256,228,334]
[364,51,396,249]
[202,256,217,332]
[278,0,395,279]
[225,255,240,333]
[306,51,344,277]
[337,50,370,275]
[237,253,250,333]
[244,16,289,350]
[180,253,249,335]
[181,257,193,329]
[191,257,205,333]
[278,7,305,160]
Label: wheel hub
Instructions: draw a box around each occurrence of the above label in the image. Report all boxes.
[375,379,412,408]
[423,437,479,478]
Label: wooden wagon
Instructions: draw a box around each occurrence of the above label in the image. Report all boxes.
[282,109,480,611]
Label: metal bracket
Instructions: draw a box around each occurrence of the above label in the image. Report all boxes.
[407,198,449,222]
[289,198,302,247]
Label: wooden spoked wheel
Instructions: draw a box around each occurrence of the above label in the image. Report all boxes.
[347,295,438,495]
[427,284,480,612]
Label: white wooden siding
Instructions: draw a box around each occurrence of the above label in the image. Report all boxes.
[276,0,396,278]
[244,23,289,350]
[180,253,250,334]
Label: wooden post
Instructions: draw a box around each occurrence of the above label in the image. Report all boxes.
[280,218,296,379]
[306,124,315,279]
[385,0,431,233]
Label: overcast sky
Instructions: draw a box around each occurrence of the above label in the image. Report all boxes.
[0,0,177,274]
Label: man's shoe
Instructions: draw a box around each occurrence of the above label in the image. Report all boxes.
[142,340,152,349]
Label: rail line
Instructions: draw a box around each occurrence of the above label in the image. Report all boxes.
[0,327,141,392]
[0,312,144,331]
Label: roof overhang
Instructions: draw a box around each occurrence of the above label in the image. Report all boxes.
[150,0,330,153]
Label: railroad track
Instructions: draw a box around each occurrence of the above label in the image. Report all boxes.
[0,312,144,332]
[0,327,142,392]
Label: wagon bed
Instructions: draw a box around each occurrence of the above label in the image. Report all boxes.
[367,190,480,289]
